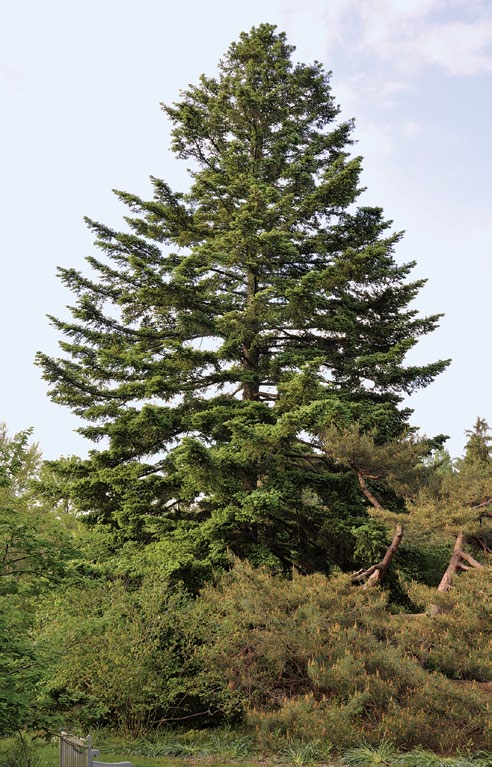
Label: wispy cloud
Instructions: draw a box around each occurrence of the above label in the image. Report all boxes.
[0,65,23,92]
[402,120,421,138]
[317,0,492,77]
[357,120,395,157]
[407,18,492,75]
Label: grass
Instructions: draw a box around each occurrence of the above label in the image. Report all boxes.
[339,743,492,767]
[0,731,263,767]
[1,733,491,767]
[341,741,399,767]
[280,739,333,766]
[0,737,193,767]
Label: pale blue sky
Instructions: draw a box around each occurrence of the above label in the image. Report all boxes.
[1,0,491,459]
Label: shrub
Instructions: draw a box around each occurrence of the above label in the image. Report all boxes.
[36,574,235,735]
[192,561,492,751]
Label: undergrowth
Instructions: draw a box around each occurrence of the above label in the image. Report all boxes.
[1,732,492,767]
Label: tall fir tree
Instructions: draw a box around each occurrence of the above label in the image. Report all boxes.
[37,25,449,580]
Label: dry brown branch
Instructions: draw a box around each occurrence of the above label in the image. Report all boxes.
[437,532,483,592]
[351,523,404,587]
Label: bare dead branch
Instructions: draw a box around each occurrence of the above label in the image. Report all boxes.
[438,532,464,592]
[351,523,404,587]
[459,549,483,569]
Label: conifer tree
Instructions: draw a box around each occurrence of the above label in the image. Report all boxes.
[462,417,492,468]
[37,24,449,578]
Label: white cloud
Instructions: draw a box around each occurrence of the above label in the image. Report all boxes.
[329,73,414,120]
[0,65,23,93]
[316,0,492,77]
[402,120,421,137]
[381,80,414,98]
[410,19,492,75]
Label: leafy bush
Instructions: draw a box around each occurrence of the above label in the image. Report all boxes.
[36,574,235,735]
[0,735,39,767]
[400,570,492,681]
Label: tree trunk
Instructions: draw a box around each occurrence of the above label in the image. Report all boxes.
[356,469,384,512]
[351,523,404,587]
[437,531,483,592]
[242,345,260,400]
[242,267,260,401]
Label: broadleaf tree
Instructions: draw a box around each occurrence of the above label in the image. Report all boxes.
[37,24,449,581]
[0,425,72,734]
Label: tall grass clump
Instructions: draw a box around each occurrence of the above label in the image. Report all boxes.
[341,740,398,767]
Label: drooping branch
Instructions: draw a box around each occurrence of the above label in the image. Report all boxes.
[351,523,404,588]
[472,498,492,510]
[348,461,403,587]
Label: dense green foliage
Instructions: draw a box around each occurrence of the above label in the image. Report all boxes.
[36,24,448,579]
[1,415,491,752]
[4,23,489,758]
[33,557,492,750]
[461,417,492,468]
[0,426,74,735]
[36,576,202,736]
[195,563,492,751]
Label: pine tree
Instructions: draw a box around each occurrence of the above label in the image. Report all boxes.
[462,417,492,467]
[36,24,449,579]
